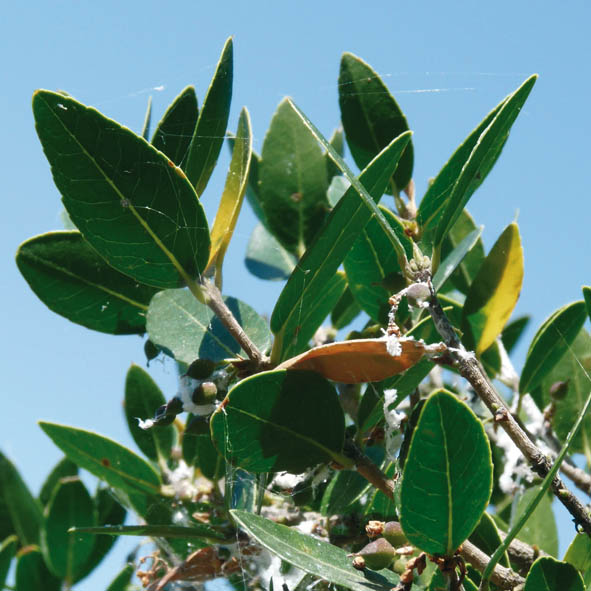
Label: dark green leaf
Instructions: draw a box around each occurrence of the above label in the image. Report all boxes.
[433,75,537,247]
[583,286,591,321]
[510,489,558,556]
[565,532,591,574]
[501,315,530,354]
[344,206,408,323]
[152,85,198,165]
[331,286,362,330]
[259,98,330,256]
[72,523,228,542]
[339,52,413,192]
[15,546,61,591]
[183,37,233,195]
[525,556,584,591]
[32,90,210,289]
[321,469,371,516]
[38,457,78,507]
[519,300,587,394]
[231,510,401,591]
[245,223,296,281]
[326,127,345,180]
[39,422,161,497]
[399,389,492,555]
[183,417,225,481]
[0,451,42,545]
[270,126,412,362]
[147,288,271,364]
[468,512,509,567]
[41,477,95,582]
[0,535,17,589]
[141,96,152,139]
[124,364,173,461]
[363,462,397,520]
[429,569,478,591]
[210,370,346,473]
[16,232,158,335]
[106,563,134,591]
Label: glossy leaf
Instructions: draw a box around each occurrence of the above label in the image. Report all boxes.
[124,364,173,461]
[433,75,537,247]
[259,98,330,256]
[510,489,558,556]
[331,286,362,330]
[344,206,408,322]
[72,523,228,542]
[327,175,350,207]
[270,126,412,362]
[0,451,42,545]
[277,337,426,384]
[468,512,509,567]
[525,557,584,591]
[39,422,161,497]
[15,546,60,591]
[147,288,271,364]
[231,510,402,591]
[38,457,78,507]
[183,37,233,195]
[462,223,523,354]
[0,535,17,589]
[399,389,492,555]
[339,52,413,192]
[245,223,296,280]
[152,85,198,165]
[519,300,587,394]
[16,232,158,335]
[210,370,345,473]
[33,90,210,289]
[564,533,591,584]
[41,477,95,582]
[141,96,152,139]
[106,563,134,591]
[207,107,252,278]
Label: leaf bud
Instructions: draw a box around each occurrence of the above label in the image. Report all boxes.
[144,339,159,365]
[351,537,396,570]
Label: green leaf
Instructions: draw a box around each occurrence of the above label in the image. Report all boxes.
[583,286,591,321]
[15,546,61,591]
[432,75,537,247]
[501,315,530,354]
[326,127,345,181]
[468,512,509,567]
[39,422,161,497]
[183,417,225,480]
[432,226,482,293]
[331,286,362,330]
[72,523,228,542]
[32,90,210,290]
[0,451,42,545]
[510,489,558,556]
[124,364,174,461]
[39,457,78,507]
[0,535,17,589]
[183,37,233,195]
[245,223,296,281]
[327,175,350,207]
[399,389,492,556]
[147,288,271,364]
[106,563,134,591]
[270,126,412,362]
[344,206,408,323]
[41,477,95,582]
[565,532,591,576]
[339,52,413,192]
[462,222,524,354]
[207,107,252,279]
[141,96,152,139]
[519,300,587,395]
[152,85,198,165]
[210,370,346,473]
[16,231,158,335]
[525,557,584,591]
[363,462,397,520]
[231,510,402,591]
[259,98,330,256]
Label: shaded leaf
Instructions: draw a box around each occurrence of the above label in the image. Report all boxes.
[207,108,252,278]
[519,300,587,395]
[141,96,152,139]
[39,457,78,507]
[462,222,523,354]
[565,532,591,575]
[339,52,413,192]
[183,37,233,195]
[72,523,228,542]
[277,337,426,384]
[15,546,60,591]
[326,127,345,181]
[211,370,345,473]
[39,422,161,497]
[433,75,537,247]
[331,286,362,330]
[16,231,158,335]
[124,364,174,461]
[106,563,134,591]
[231,510,402,591]
[41,477,95,582]
[468,512,509,568]
[0,451,42,545]
[147,288,271,364]
[501,315,530,354]
[245,222,296,281]
[510,489,558,556]
[152,85,198,165]
[399,390,492,555]
[525,556,584,591]
[0,535,17,589]
[259,98,330,256]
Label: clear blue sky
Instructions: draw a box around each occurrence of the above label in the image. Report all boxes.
[2,1,591,588]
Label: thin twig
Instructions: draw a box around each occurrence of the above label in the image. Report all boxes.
[346,442,396,498]
[426,279,591,536]
[460,540,525,589]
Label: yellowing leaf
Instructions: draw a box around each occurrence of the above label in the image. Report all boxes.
[277,337,425,383]
[207,108,252,284]
[462,222,523,354]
